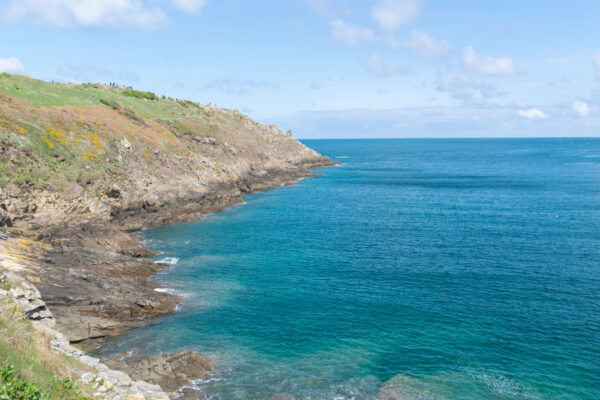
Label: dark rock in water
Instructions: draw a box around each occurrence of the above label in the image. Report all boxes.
[269,394,295,400]
[104,349,215,396]
[377,374,443,400]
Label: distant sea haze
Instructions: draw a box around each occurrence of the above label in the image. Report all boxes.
[97,138,600,400]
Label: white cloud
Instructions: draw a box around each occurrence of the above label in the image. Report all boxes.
[517,108,548,119]
[593,51,600,80]
[371,0,422,31]
[364,54,409,77]
[401,31,451,60]
[1,0,166,28]
[0,56,24,73]
[435,68,502,104]
[171,0,207,13]
[330,19,375,46]
[462,46,517,75]
[572,101,590,117]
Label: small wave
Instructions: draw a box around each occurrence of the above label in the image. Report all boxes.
[154,257,179,265]
[282,177,305,186]
[336,155,349,159]
[154,287,189,298]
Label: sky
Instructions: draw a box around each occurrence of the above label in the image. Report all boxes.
[1,0,600,138]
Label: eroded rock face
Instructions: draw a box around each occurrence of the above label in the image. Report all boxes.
[104,350,215,397]
[25,224,182,345]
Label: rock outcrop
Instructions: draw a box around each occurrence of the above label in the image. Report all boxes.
[104,350,215,399]
[0,270,170,400]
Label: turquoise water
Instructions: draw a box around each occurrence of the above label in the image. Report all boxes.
[98,139,600,400]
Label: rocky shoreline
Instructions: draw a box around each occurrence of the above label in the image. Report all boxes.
[1,158,336,399]
[0,74,342,398]
[28,159,335,347]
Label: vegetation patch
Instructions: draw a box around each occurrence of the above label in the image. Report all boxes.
[0,298,91,399]
[98,98,121,110]
[122,108,147,126]
[177,100,203,110]
[122,89,157,101]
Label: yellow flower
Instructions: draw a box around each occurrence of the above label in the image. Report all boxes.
[40,135,54,149]
[82,152,98,162]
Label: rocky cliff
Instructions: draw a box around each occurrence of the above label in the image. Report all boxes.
[0,74,334,351]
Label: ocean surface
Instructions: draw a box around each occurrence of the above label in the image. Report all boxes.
[97,139,600,400]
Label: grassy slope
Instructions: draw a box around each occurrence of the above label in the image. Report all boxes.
[0,295,92,399]
[0,73,311,206]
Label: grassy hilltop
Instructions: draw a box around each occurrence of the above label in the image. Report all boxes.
[0,73,328,227]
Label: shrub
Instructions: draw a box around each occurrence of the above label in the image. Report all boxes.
[122,89,157,100]
[99,98,121,110]
[0,73,10,78]
[123,108,147,126]
[0,365,44,400]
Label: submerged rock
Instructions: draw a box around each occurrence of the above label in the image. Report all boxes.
[377,374,444,400]
[104,349,215,396]
[269,394,295,400]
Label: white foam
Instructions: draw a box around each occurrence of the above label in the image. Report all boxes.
[154,287,189,298]
[154,257,179,265]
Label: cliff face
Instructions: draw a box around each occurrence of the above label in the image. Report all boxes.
[0,74,332,230]
[0,74,335,346]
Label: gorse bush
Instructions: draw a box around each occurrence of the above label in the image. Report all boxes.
[122,89,157,100]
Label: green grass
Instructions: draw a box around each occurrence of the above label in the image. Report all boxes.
[98,98,121,110]
[122,89,157,101]
[0,298,91,399]
[0,73,308,200]
[0,75,188,119]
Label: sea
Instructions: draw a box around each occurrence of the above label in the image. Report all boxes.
[96,139,600,400]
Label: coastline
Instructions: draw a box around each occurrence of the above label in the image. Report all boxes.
[0,158,337,398]
[0,74,340,398]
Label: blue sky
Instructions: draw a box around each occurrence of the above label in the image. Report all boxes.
[1,0,600,138]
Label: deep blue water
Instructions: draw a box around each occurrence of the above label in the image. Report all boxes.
[98,139,600,400]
